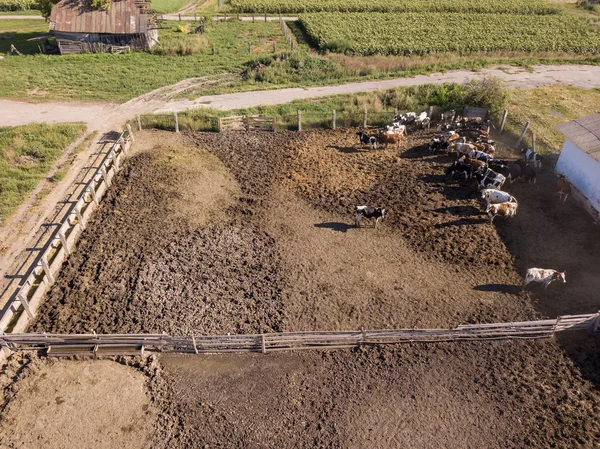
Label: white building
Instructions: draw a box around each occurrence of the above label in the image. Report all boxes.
[556,113,600,217]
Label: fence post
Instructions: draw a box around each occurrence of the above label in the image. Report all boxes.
[58,231,70,256]
[516,121,530,148]
[41,256,54,284]
[428,106,433,118]
[261,334,266,353]
[136,115,142,131]
[75,205,85,228]
[212,43,215,55]
[532,132,536,153]
[363,109,367,128]
[178,13,181,21]
[248,41,251,53]
[174,112,179,133]
[127,123,135,142]
[297,110,302,132]
[218,0,221,8]
[17,293,34,319]
[194,13,197,21]
[265,13,267,22]
[252,13,255,22]
[218,117,223,132]
[499,109,508,133]
[89,183,99,205]
[332,109,336,130]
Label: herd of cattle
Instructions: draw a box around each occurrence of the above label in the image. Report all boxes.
[353,111,570,290]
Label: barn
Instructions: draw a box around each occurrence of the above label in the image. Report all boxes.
[556,112,600,216]
[49,0,159,55]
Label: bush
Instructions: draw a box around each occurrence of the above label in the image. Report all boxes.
[463,76,508,117]
[0,0,38,11]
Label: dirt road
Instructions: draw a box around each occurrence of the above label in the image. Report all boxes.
[2,65,600,129]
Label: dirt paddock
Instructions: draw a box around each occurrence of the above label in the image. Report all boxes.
[2,129,600,448]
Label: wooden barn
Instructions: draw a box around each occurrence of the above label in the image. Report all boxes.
[49,0,159,55]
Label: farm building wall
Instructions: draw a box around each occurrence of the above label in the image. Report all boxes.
[54,30,158,53]
[556,138,600,213]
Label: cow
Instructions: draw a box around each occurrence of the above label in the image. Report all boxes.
[400,112,417,124]
[520,148,542,170]
[355,206,386,228]
[429,137,451,154]
[385,123,407,135]
[419,117,431,129]
[493,163,522,184]
[476,168,506,190]
[441,109,456,123]
[445,161,472,181]
[458,155,487,175]
[481,188,517,206]
[376,131,403,149]
[451,142,476,156]
[486,201,518,223]
[356,131,377,149]
[468,149,493,164]
[517,160,536,184]
[522,268,566,291]
[557,174,571,202]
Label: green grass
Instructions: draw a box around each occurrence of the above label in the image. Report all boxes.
[504,85,600,155]
[0,9,41,15]
[0,122,86,223]
[0,19,291,101]
[151,0,192,13]
[0,19,48,54]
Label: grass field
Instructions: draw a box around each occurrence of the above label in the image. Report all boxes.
[0,122,86,223]
[0,9,41,15]
[0,19,47,54]
[150,0,191,13]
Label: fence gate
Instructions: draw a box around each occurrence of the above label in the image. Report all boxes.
[218,115,275,132]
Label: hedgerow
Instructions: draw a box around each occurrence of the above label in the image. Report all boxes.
[0,0,38,11]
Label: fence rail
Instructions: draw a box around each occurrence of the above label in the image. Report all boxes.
[0,128,134,337]
[2,313,598,357]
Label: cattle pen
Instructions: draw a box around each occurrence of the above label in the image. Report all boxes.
[1,312,599,358]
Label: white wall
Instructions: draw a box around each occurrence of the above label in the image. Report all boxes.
[556,138,600,213]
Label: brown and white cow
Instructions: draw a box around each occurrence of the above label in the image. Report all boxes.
[557,174,571,202]
[522,268,566,291]
[485,201,518,223]
[376,131,403,149]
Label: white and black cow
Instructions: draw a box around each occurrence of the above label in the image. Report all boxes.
[445,161,472,181]
[356,131,377,149]
[481,188,517,206]
[355,206,386,228]
[429,137,450,154]
[520,148,542,170]
[517,160,536,184]
[522,268,566,291]
[475,168,506,190]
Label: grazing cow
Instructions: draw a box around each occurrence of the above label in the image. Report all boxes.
[355,206,386,228]
[557,174,571,202]
[445,161,472,181]
[468,149,492,163]
[490,160,522,184]
[517,160,536,184]
[429,137,451,154]
[400,112,417,124]
[458,155,487,175]
[385,123,407,135]
[486,201,518,223]
[522,268,566,291]
[476,168,506,190]
[376,131,403,149]
[356,131,377,149]
[520,148,542,170]
[481,188,517,206]
[451,142,476,156]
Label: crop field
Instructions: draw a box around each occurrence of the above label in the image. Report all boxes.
[300,12,600,55]
[230,0,559,14]
[2,128,599,448]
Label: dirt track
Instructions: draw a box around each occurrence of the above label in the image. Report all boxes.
[9,129,600,448]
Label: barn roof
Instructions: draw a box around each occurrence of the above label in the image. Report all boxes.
[557,112,600,163]
[50,0,149,34]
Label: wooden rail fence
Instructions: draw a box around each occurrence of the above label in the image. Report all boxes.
[1,313,598,358]
[0,128,134,338]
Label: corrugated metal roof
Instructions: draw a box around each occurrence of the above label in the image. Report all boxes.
[50,0,148,34]
[557,112,600,162]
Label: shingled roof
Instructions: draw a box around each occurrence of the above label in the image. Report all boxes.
[557,112,600,163]
[50,0,149,34]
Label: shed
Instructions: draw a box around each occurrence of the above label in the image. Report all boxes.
[49,0,159,54]
[556,112,600,216]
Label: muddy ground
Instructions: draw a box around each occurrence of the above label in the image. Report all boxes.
[3,129,600,448]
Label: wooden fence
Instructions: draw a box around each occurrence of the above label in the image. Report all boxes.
[0,128,134,338]
[1,312,598,358]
